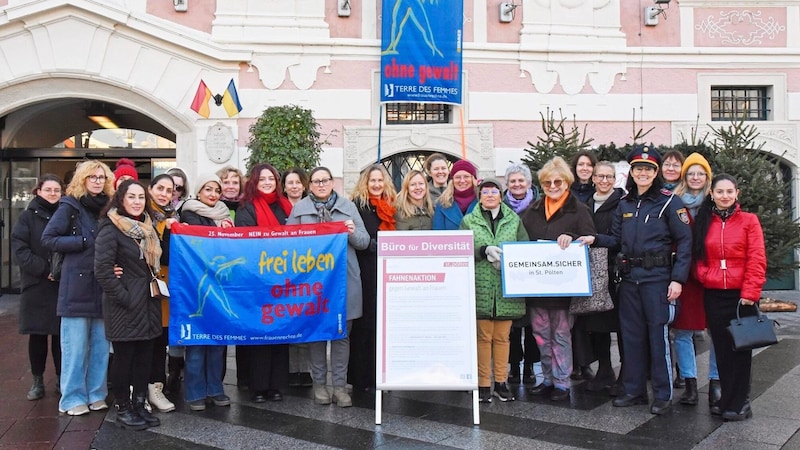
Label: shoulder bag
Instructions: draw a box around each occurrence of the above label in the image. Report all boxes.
[569,247,614,315]
[727,301,779,351]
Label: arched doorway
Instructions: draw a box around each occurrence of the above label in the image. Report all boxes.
[378,151,460,190]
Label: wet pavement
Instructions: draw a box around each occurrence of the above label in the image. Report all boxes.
[1,291,799,449]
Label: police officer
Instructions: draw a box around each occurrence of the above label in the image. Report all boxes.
[610,145,692,415]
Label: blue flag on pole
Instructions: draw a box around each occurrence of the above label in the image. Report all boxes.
[167,223,349,346]
[380,0,463,104]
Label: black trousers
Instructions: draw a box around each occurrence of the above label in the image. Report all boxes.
[348,321,377,390]
[149,328,168,384]
[29,334,61,376]
[111,340,154,402]
[248,344,289,393]
[509,325,540,370]
[705,289,754,413]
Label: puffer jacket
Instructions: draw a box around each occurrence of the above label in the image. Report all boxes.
[94,217,162,341]
[461,203,528,320]
[694,205,766,302]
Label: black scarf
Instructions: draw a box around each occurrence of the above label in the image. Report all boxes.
[80,193,108,219]
[36,196,59,214]
[712,203,737,222]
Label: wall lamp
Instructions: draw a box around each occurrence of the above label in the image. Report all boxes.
[338,0,351,17]
[499,2,519,23]
[645,0,670,26]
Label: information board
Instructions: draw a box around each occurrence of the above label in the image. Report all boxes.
[375,230,479,424]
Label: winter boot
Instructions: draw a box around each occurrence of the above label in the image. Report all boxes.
[165,356,184,395]
[508,363,521,384]
[679,378,698,405]
[115,400,147,431]
[27,375,45,401]
[708,379,721,407]
[332,386,352,407]
[673,362,685,388]
[314,383,331,405]
[148,382,175,412]
[134,393,160,427]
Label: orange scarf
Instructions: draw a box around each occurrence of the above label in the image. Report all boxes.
[545,191,569,221]
[369,195,396,231]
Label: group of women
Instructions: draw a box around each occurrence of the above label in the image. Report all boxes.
[13,147,767,429]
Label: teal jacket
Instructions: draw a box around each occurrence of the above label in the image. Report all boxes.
[461,203,528,320]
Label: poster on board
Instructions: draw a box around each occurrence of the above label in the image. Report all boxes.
[376,230,478,392]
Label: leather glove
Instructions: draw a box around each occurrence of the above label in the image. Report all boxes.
[485,246,502,263]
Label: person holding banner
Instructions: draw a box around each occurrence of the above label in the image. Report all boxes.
[395,170,434,231]
[461,177,529,403]
[433,160,478,230]
[42,160,114,417]
[95,180,163,430]
[424,153,450,204]
[520,156,596,402]
[287,167,370,408]
[502,163,540,386]
[350,165,396,392]
[178,173,233,411]
[235,163,293,402]
[609,146,692,416]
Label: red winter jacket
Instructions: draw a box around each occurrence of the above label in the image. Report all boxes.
[694,206,766,302]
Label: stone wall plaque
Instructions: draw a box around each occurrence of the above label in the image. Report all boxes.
[205,122,235,164]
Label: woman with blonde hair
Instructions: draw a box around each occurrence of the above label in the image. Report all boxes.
[42,160,115,416]
[433,160,478,230]
[349,164,396,391]
[394,170,434,230]
[521,156,596,402]
[216,165,245,216]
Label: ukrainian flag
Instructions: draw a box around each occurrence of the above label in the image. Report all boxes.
[222,79,243,117]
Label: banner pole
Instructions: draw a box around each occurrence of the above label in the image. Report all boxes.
[377,104,383,163]
[460,107,466,160]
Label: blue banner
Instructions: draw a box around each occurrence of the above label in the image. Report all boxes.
[380,0,463,104]
[167,223,349,346]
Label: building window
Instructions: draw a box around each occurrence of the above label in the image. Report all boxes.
[385,103,451,124]
[711,86,770,121]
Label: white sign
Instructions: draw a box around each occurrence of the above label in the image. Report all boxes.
[501,241,591,297]
[376,230,479,425]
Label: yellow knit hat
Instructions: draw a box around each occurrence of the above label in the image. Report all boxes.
[681,152,712,179]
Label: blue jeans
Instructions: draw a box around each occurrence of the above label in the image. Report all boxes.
[59,317,109,412]
[674,329,697,378]
[184,345,224,402]
[709,340,719,380]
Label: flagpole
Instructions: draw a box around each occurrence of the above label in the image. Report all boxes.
[377,104,383,163]
[459,107,466,160]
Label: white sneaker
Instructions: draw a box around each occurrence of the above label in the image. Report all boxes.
[148,382,176,413]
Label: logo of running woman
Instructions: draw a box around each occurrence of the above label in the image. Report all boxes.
[180,323,191,340]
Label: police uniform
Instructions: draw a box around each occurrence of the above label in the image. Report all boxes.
[610,146,692,412]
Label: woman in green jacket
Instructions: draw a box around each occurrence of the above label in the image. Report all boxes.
[460,177,528,403]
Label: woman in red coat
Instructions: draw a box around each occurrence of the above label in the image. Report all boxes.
[693,174,766,421]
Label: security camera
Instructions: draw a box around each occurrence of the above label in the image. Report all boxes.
[654,0,671,4]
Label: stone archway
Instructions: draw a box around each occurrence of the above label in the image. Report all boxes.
[342,124,495,193]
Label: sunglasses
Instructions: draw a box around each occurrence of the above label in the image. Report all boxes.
[541,179,563,188]
[174,185,185,192]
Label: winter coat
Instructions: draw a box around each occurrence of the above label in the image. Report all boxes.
[11,196,61,335]
[520,193,596,309]
[287,194,370,321]
[354,202,381,329]
[41,195,104,318]
[672,205,706,330]
[395,207,432,231]
[694,205,766,302]
[433,199,477,230]
[94,218,162,342]
[461,203,528,320]
[583,188,624,333]
[179,208,217,227]
[234,201,289,228]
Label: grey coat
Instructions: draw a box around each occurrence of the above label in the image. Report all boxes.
[287,194,370,321]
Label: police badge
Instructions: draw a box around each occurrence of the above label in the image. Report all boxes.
[676,208,690,224]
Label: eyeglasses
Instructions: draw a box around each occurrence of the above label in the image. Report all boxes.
[686,171,707,178]
[631,165,656,173]
[174,185,185,192]
[40,188,61,194]
[310,178,332,187]
[662,163,682,170]
[593,175,614,181]
[541,179,563,188]
[87,175,106,183]
[480,188,500,195]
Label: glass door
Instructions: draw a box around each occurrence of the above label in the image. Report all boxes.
[4,160,39,292]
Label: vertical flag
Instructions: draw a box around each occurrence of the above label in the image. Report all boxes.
[190,80,212,118]
[222,79,243,117]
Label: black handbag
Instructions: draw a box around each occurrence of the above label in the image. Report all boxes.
[569,247,614,315]
[727,301,779,351]
[50,252,64,281]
